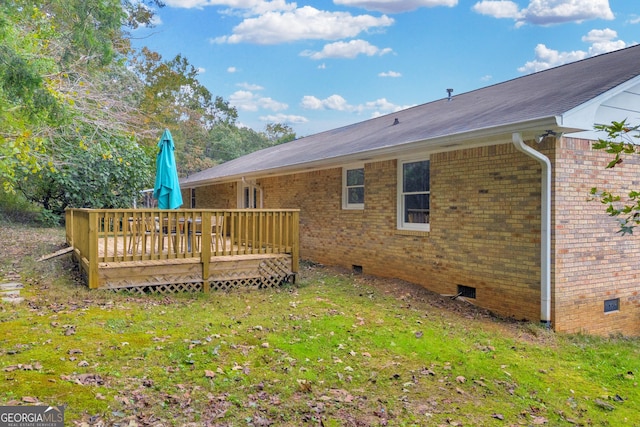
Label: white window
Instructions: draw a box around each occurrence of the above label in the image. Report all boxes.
[343,165,364,210]
[398,159,430,231]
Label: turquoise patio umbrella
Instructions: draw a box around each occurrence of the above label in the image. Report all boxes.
[153,129,183,209]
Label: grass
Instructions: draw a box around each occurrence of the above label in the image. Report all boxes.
[1,223,639,426]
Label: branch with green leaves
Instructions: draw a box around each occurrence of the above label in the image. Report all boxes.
[590,120,640,235]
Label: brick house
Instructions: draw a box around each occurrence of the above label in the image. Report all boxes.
[180,45,640,336]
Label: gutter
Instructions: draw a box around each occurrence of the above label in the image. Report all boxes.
[512,133,552,328]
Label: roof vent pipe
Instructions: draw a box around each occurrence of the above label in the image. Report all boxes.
[447,88,453,101]
[393,118,400,125]
[512,132,551,329]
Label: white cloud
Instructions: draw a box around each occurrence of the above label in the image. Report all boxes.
[237,82,264,90]
[473,0,614,26]
[301,95,352,111]
[360,98,413,114]
[517,44,587,73]
[301,40,393,60]
[229,90,288,112]
[318,63,327,69]
[379,70,402,77]
[227,66,238,73]
[197,67,206,74]
[333,0,457,13]
[300,96,324,110]
[582,28,627,55]
[164,0,292,12]
[301,94,414,117]
[523,0,614,24]
[259,113,309,124]
[517,29,627,73]
[211,6,394,44]
[472,1,521,19]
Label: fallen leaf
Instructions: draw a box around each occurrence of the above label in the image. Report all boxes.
[205,370,216,378]
[22,396,38,403]
[492,413,504,420]
[532,416,548,424]
[594,398,615,411]
[456,376,466,383]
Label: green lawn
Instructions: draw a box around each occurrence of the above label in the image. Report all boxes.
[1,224,639,426]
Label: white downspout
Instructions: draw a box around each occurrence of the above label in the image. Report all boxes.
[512,133,551,328]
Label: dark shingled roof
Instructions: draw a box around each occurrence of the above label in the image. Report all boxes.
[181,44,640,187]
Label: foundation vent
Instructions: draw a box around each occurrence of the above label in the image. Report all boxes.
[457,285,476,299]
[604,298,619,313]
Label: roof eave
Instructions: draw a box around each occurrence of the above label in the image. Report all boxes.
[181,117,580,188]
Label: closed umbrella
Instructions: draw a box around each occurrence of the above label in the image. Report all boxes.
[153,129,183,209]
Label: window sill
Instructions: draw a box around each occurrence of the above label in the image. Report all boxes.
[395,229,430,237]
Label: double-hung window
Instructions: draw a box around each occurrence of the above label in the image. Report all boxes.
[398,159,430,231]
[343,165,364,209]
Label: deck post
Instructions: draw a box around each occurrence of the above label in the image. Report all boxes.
[201,214,212,293]
[88,211,99,289]
[291,210,299,276]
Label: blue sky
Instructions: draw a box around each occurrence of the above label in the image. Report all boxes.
[131,0,639,136]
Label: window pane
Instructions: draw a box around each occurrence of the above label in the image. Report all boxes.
[348,187,364,204]
[404,194,429,223]
[403,161,430,193]
[346,168,364,186]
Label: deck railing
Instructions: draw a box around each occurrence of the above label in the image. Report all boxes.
[65,209,300,289]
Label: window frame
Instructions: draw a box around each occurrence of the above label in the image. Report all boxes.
[237,180,263,208]
[342,164,365,210]
[397,158,430,232]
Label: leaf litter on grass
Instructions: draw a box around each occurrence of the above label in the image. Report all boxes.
[1,225,640,426]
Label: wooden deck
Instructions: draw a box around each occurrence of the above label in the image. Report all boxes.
[65,209,299,293]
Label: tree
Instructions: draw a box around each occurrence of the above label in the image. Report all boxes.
[1,0,170,212]
[590,120,640,234]
[17,134,153,216]
[131,49,237,141]
[0,3,63,191]
[264,123,296,145]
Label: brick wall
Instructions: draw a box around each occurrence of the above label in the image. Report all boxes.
[192,138,640,335]
[552,137,640,335]
[194,182,237,209]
